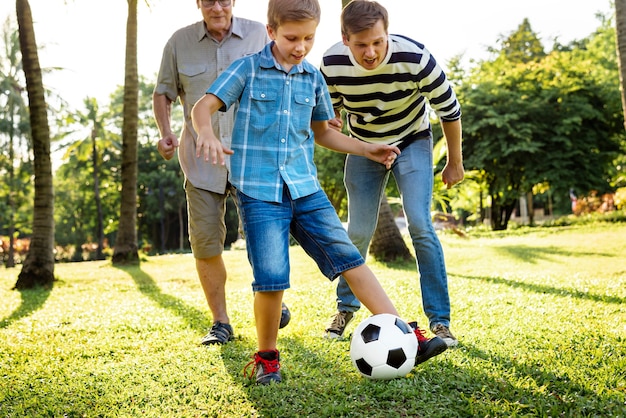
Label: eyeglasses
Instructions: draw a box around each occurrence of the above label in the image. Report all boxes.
[201,0,232,7]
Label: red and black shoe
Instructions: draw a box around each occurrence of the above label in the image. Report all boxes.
[408,321,448,365]
[244,349,282,385]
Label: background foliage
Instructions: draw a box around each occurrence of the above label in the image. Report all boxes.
[1,11,625,263]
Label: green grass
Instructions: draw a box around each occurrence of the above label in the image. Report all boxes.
[1,223,625,417]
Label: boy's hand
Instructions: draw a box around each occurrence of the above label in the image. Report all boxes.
[364,144,401,169]
[328,116,343,132]
[195,131,234,165]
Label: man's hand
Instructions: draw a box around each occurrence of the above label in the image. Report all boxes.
[442,161,465,189]
[157,133,179,160]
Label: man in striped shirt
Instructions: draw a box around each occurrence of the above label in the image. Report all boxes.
[320,0,464,347]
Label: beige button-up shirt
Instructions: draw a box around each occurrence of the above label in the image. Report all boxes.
[154,17,269,193]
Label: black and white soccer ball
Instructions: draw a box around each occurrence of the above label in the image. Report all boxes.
[349,313,418,380]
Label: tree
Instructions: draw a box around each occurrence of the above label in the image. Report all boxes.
[459,17,623,229]
[369,194,412,262]
[136,140,186,253]
[615,0,626,130]
[56,97,120,260]
[0,16,32,268]
[111,77,188,253]
[495,18,546,63]
[112,0,139,264]
[14,0,55,288]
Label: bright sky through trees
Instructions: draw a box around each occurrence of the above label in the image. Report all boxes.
[0,0,612,108]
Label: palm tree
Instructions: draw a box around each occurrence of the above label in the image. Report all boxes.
[369,194,413,262]
[59,97,115,260]
[616,0,626,130]
[14,0,55,289]
[112,0,139,264]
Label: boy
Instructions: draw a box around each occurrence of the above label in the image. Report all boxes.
[191,0,447,385]
[320,0,463,347]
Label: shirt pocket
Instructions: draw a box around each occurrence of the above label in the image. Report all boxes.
[293,94,315,135]
[294,94,315,107]
[179,64,211,102]
[250,90,275,102]
[248,90,276,130]
[179,63,207,78]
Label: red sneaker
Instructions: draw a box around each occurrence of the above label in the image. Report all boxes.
[408,322,448,365]
[244,349,282,385]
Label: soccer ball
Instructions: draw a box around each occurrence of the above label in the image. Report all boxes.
[349,313,418,380]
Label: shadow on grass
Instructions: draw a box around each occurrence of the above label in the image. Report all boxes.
[219,336,372,416]
[452,341,626,415]
[378,242,616,272]
[113,264,208,333]
[495,244,615,264]
[217,334,625,416]
[452,273,625,305]
[1,286,52,329]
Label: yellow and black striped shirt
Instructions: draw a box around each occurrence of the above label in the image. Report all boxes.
[320,34,461,149]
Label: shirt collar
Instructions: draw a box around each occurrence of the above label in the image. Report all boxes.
[196,16,243,43]
[259,42,314,74]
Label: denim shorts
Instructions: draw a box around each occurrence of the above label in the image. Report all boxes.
[236,187,364,292]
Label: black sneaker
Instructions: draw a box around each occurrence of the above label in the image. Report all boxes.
[244,349,282,385]
[280,302,291,329]
[408,321,448,365]
[323,311,354,339]
[200,321,234,345]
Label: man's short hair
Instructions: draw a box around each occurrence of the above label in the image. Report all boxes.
[341,0,389,38]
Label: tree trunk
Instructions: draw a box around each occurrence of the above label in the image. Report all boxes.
[91,127,105,260]
[369,195,413,262]
[490,193,517,231]
[14,0,55,289]
[112,0,139,264]
[7,91,16,268]
[178,200,185,252]
[615,0,626,130]
[526,191,534,226]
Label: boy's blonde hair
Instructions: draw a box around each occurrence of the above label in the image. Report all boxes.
[267,0,321,31]
[341,0,389,38]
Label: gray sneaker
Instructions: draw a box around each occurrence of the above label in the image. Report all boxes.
[279,302,291,329]
[432,324,458,347]
[323,311,354,339]
[201,321,234,345]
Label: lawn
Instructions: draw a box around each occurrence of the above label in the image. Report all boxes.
[1,223,625,417]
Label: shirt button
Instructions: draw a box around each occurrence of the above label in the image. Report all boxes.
[305,98,310,103]
[279,166,285,171]
[281,138,286,143]
[261,93,266,98]
[283,110,288,114]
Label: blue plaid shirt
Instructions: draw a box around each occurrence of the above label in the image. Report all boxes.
[207,42,334,203]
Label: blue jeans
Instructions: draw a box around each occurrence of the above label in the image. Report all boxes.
[336,137,451,329]
[237,188,364,293]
